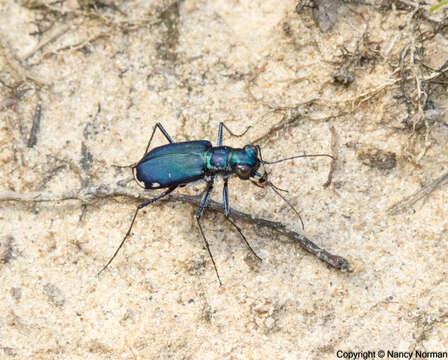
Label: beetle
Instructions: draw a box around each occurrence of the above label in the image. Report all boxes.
[99,122,332,284]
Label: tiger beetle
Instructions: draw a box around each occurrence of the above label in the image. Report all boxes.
[99,122,332,285]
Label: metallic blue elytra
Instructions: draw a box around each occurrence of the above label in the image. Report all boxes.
[136,141,211,189]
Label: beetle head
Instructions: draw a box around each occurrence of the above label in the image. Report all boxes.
[231,145,261,180]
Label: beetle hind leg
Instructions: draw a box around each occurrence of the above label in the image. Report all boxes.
[142,122,174,156]
[196,181,222,286]
[98,186,177,275]
[112,123,174,169]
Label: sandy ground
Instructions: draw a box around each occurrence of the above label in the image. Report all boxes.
[0,0,447,359]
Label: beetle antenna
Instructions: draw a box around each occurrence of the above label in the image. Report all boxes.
[254,145,313,229]
[268,181,289,193]
[263,153,333,165]
[268,181,305,231]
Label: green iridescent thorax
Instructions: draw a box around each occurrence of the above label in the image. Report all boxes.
[228,145,258,169]
[205,145,259,178]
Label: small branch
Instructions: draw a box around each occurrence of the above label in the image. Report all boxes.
[0,38,50,86]
[388,170,448,214]
[0,96,19,111]
[323,125,337,188]
[23,24,72,60]
[27,104,42,148]
[0,183,351,271]
[251,107,302,145]
[50,32,109,56]
[395,0,446,24]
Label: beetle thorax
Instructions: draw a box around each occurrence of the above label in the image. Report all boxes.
[205,145,259,180]
[206,146,232,174]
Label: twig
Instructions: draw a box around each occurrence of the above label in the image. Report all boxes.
[251,106,348,146]
[388,170,448,214]
[0,96,19,110]
[0,39,50,86]
[51,32,109,55]
[400,44,412,112]
[23,24,72,60]
[0,183,351,271]
[323,125,337,188]
[0,86,31,111]
[343,65,446,107]
[395,0,446,24]
[251,107,302,145]
[27,104,42,148]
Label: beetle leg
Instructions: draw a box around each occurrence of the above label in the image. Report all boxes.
[196,180,222,285]
[217,122,223,146]
[217,122,251,146]
[98,186,177,275]
[222,179,262,261]
[197,180,214,219]
[222,178,230,217]
[142,122,174,157]
[226,217,262,262]
[113,123,175,170]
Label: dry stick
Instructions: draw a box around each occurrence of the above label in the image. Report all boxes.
[27,104,42,148]
[51,32,109,54]
[251,109,302,145]
[23,24,72,60]
[0,183,350,271]
[344,66,446,106]
[396,0,445,24]
[323,125,337,188]
[388,171,448,215]
[173,194,351,271]
[0,39,50,86]
[0,96,20,111]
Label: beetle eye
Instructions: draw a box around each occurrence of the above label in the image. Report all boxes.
[235,164,252,179]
